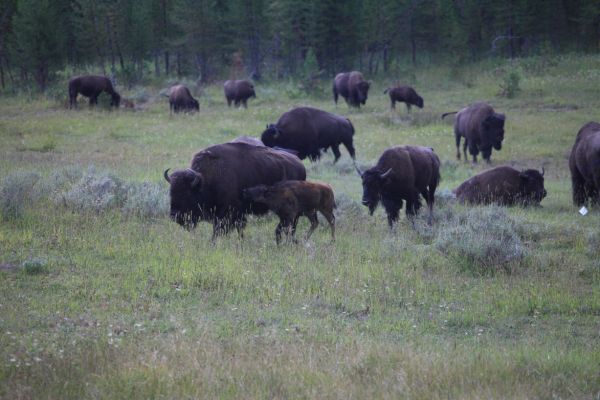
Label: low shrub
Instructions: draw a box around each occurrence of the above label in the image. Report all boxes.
[123,181,169,219]
[434,206,527,274]
[0,171,41,220]
[56,167,127,213]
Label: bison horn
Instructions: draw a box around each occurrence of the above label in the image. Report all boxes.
[187,169,202,188]
[380,168,393,179]
[541,167,545,177]
[354,162,363,178]
[163,168,171,183]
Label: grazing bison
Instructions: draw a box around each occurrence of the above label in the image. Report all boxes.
[68,75,121,108]
[356,145,440,226]
[384,85,424,112]
[455,165,547,206]
[169,85,199,114]
[569,121,600,207]
[224,80,256,108]
[333,71,370,108]
[163,142,306,239]
[261,106,355,163]
[443,102,505,164]
[243,180,336,244]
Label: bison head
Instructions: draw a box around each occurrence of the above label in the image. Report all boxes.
[356,81,370,105]
[480,113,505,158]
[249,84,256,98]
[164,168,205,228]
[261,124,281,147]
[357,166,392,215]
[111,92,121,108]
[415,94,424,109]
[242,184,269,204]
[190,98,200,112]
[519,168,547,206]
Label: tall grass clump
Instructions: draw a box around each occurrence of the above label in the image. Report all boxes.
[0,171,40,220]
[123,181,168,218]
[56,167,127,213]
[434,206,527,274]
[499,65,522,98]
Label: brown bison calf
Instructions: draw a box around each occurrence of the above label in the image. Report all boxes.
[384,85,424,112]
[243,180,336,244]
[569,121,600,207]
[455,165,547,206]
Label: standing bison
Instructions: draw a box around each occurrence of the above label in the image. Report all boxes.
[356,145,440,226]
[224,80,256,108]
[570,121,600,207]
[68,75,121,108]
[443,102,505,164]
[169,85,199,114]
[333,71,370,108]
[163,142,306,239]
[261,106,355,163]
[455,165,547,206]
[384,85,424,112]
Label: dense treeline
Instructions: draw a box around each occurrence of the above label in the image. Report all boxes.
[0,0,599,90]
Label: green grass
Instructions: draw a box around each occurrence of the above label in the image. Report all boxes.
[1,54,599,399]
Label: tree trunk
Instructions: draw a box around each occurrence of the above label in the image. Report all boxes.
[0,59,5,90]
[165,51,170,75]
[154,51,160,77]
[105,16,116,73]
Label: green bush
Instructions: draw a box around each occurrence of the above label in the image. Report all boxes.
[500,67,521,98]
[0,171,41,220]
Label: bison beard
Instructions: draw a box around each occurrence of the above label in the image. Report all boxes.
[164,142,306,240]
[261,107,356,163]
[569,121,600,207]
[357,145,440,226]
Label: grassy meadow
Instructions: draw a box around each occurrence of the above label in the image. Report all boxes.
[1,55,599,399]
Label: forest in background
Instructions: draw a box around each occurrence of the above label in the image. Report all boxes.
[0,0,599,91]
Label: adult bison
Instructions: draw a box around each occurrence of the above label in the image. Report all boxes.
[261,106,355,163]
[224,80,256,108]
[333,71,370,108]
[570,121,600,207]
[68,75,121,108]
[384,85,424,112]
[356,145,440,226]
[455,165,547,206]
[163,142,306,239]
[443,102,505,164]
[169,85,199,114]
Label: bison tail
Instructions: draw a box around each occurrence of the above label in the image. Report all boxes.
[347,118,355,136]
[441,111,457,119]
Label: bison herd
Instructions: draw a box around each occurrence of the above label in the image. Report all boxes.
[67,73,598,244]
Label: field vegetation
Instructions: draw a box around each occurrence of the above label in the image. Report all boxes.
[1,54,599,399]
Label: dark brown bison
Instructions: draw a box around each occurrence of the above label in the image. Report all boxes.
[356,146,440,226]
[243,180,336,244]
[569,121,600,207]
[384,85,424,112]
[261,106,355,163]
[333,71,370,108]
[68,75,121,108]
[443,102,505,164]
[169,85,199,114]
[455,165,547,206]
[163,142,306,239]
[224,80,256,108]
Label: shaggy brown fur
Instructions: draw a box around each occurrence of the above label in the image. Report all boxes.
[224,80,256,108]
[169,85,199,113]
[333,71,370,108]
[455,165,547,206]
[569,121,600,207]
[383,85,424,112]
[68,75,121,108]
[243,180,336,244]
[357,145,440,226]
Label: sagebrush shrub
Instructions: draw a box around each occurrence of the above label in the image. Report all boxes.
[434,206,527,274]
[123,181,169,218]
[0,171,41,220]
[56,167,127,213]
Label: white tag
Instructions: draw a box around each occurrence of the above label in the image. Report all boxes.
[579,206,588,216]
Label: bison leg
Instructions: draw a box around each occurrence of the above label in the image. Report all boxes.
[390,99,395,109]
[235,217,247,239]
[406,103,411,114]
[405,190,422,219]
[242,99,248,109]
[342,140,356,160]
[320,209,335,241]
[455,131,462,160]
[89,95,98,107]
[304,211,319,240]
[331,145,341,163]
[333,87,339,105]
[234,99,240,108]
[226,98,232,107]
[467,141,479,164]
